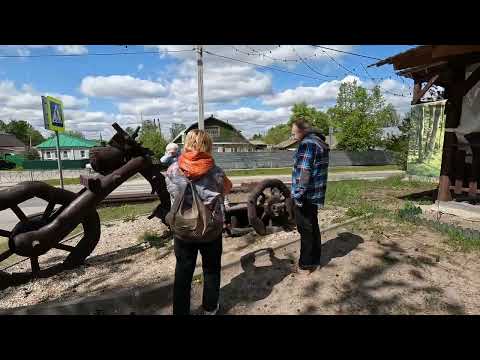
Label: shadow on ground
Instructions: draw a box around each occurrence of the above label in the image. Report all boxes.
[321,240,466,315]
[320,232,364,267]
[0,241,173,297]
[218,247,295,315]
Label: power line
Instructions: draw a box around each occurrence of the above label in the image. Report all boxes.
[235,46,299,63]
[0,48,195,58]
[206,49,409,98]
[291,46,336,78]
[204,50,330,80]
[313,45,382,61]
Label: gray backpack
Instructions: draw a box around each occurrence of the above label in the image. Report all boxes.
[165,176,223,243]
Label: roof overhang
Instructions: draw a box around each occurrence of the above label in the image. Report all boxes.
[371,45,480,105]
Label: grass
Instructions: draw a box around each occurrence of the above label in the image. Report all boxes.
[324,176,480,252]
[394,202,480,252]
[226,165,400,177]
[44,177,80,186]
[97,201,158,223]
[138,230,172,248]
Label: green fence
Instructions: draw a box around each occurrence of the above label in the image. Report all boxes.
[23,159,89,170]
[3,154,25,167]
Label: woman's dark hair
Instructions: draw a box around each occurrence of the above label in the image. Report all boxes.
[292,117,311,130]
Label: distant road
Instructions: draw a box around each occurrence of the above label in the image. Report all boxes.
[0,170,404,230]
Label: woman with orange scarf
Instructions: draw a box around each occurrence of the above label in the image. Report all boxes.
[165,129,232,315]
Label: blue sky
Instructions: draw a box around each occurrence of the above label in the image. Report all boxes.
[0,45,415,139]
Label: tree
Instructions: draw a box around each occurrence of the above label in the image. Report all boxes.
[170,123,186,142]
[125,127,136,137]
[250,133,264,141]
[383,116,412,170]
[0,120,45,146]
[288,102,330,134]
[138,120,167,159]
[64,130,85,139]
[264,123,291,145]
[25,148,40,160]
[329,82,393,151]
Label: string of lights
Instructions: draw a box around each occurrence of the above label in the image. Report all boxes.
[244,45,321,62]
[204,49,332,80]
[0,48,195,58]
[206,49,409,98]
[313,45,382,61]
[291,46,336,78]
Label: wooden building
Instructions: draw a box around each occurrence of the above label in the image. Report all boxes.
[0,132,26,155]
[371,45,480,202]
[172,116,256,153]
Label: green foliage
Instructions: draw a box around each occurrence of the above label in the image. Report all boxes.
[138,120,167,159]
[251,133,264,140]
[395,202,480,252]
[170,123,186,141]
[383,117,412,170]
[138,230,172,248]
[288,102,331,134]
[329,82,395,151]
[64,130,85,139]
[264,123,291,145]
[397,201,422,221]
[0,119,45,146]
[24,148,40,160]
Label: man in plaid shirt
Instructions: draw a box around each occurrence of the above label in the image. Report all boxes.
[291,118,330,272]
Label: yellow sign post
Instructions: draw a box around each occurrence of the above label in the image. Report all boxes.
[41,96,65,189]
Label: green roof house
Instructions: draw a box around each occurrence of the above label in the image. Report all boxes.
[36,134,99,161]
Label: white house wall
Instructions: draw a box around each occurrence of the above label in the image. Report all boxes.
[40,148,90,161]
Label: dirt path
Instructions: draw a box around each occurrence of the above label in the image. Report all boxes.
[2,206,480,314]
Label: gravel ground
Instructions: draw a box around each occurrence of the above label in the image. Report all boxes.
[0,205,347,310]
[4,203,479,315]
[185,219,480,315]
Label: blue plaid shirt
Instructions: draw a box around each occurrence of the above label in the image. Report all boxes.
[291,133,329,208]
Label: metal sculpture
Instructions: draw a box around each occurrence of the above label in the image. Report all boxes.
[0,123,294,280]
[225,179,294,236]
[0,123,170,278]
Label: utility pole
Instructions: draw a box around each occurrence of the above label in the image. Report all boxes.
[196,45,205,130]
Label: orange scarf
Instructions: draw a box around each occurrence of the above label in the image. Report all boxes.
[178,151,214,180]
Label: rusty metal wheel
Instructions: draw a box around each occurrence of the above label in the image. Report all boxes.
[0,181,100,280]
[247,179,294,235]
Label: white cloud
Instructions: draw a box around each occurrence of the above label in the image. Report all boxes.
[169,62,273,104]
[214,107,291,137]
[54,45,88,55]
[117,98,185,115]
[0,45,88,57]
[80,75,167,98]
[137,64,144,71]
[263,75,360,108]
[0,80,88,110]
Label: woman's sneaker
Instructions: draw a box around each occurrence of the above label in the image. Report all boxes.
[202,304,219,315]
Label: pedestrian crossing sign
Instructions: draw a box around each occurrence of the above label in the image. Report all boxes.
[41,96,65,132]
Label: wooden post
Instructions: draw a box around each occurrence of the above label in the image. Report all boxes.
[454,149,466,195]
[437,66,465,202]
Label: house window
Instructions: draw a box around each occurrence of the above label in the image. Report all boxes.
[63,151,68,159]
[80,150,85,158]
[46,151,51,159]
[205,126,220,138]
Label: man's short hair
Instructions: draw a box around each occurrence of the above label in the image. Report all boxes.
[292,117,311,131]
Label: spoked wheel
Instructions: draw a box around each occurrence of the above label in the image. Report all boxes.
[247,179,294,235]
[0,181,100,283]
